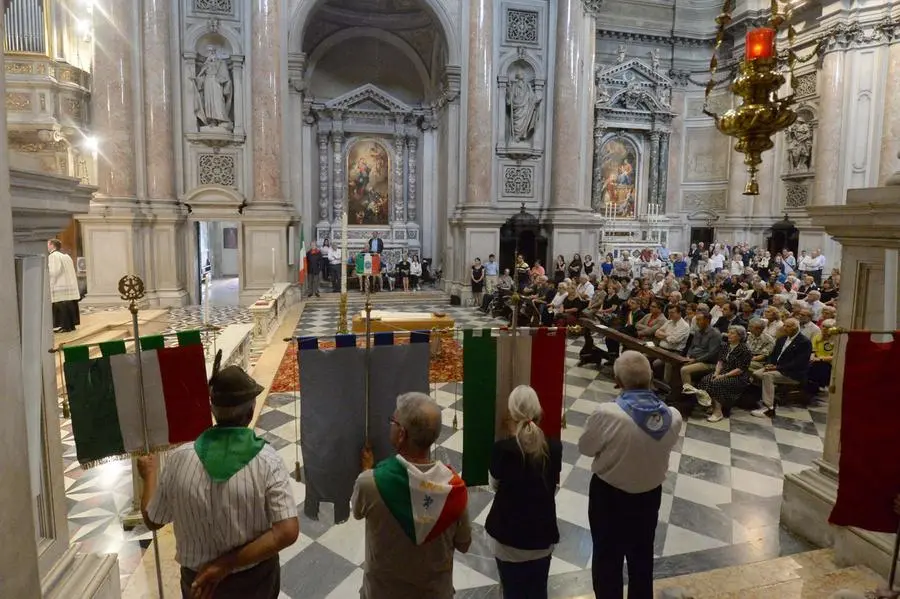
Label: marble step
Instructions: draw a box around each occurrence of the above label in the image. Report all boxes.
[305,292,450,306]
[649,549,887,598]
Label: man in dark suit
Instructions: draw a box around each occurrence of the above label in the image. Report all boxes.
[751,318,812,417]
[368,231,384,254]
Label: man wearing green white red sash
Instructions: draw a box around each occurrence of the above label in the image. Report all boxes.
[352,392,471,599]
[138,353,299,599]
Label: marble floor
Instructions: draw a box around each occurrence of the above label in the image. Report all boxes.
[204,276,240,306]
[64,300,827,598]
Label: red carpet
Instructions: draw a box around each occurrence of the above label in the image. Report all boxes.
[268,336,463,394]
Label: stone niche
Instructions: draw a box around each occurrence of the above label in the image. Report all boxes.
[308,84,429,256]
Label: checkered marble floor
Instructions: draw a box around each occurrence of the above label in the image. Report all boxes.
[247,303,822,599]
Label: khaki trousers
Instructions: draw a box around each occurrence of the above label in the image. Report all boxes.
[680,362,715,387]
[752,369,795,408]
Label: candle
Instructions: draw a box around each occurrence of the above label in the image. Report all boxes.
[340,211,348,294]
[271,247,276,282]
[203,275,210,326]
[746,27,776,62]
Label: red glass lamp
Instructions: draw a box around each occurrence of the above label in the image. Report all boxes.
[745,27,776,61]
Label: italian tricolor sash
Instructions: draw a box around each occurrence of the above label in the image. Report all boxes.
[373,455,468,545]
[62,331,212,467]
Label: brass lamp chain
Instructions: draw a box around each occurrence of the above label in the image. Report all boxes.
[702,0,734,117]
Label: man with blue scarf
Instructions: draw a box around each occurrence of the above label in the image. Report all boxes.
[578,351,683,599]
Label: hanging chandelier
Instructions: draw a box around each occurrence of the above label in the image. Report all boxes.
[704,0,799,196]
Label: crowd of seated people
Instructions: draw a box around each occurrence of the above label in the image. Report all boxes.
[474,242,840,422]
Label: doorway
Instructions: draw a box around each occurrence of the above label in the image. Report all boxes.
[196,221,240,307]
[689,227,715,248]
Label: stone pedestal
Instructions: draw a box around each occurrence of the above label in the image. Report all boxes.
[781,185,900,580]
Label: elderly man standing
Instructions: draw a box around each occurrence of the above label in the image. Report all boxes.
[751,318,812,418]
[352,392,471,599]
[579,351,683,599]
[138,359,299,599]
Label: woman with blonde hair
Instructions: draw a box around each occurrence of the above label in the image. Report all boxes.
[486,385,562,598]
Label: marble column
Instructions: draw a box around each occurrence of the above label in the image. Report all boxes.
[0,34,42,597]
[658,133,669,211]
[549,0,586,207]
[317,131,330,221]
[251,0,284,203]
[812,49,845,206]
[464,0,493,206]
[94,0,136,199]
[332,129,344,218]
[591,116,605,212]
[407,135,418,221]
[142,0,174,202]
[879,39,900,186]
[648,131,661,207]
[393,134,406,221]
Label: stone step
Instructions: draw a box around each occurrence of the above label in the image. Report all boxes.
[304,292,450,306]
[649,549,887,598]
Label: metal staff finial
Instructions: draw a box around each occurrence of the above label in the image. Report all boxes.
[117,274,164,599]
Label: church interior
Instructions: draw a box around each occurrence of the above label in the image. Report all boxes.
[2,0,900,597]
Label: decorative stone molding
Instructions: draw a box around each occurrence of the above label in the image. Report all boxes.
[785,182,810,208]
[596,29,715,50]
[407,136,418,220]
[794,72,817,98]
[193,0,233,17]
[682,189,727,212]
[317,132,329,221]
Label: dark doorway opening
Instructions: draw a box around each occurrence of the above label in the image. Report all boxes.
[689,227,715,248]
[767,215,799,257]
[499,205,547,273]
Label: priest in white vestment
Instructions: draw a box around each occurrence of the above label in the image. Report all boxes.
[47,239,81,332]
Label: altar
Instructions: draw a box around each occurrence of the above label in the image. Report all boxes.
[351,310,455,334]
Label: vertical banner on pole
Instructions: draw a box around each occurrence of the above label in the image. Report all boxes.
[529,327,566,440]
[462,329,497,486]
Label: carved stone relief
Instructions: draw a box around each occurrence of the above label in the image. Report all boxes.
[682,189,727,212]
[683,130,730,182]
[785,182,809,208]
[198,153,236,186]
[794,72,817,98]
[194,0,233,15]
[506,69,541,143]
[506,9,538,44]
[503,165,534,197]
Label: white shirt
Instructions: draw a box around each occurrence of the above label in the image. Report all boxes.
[410,261,422,276]
[710,253,725,269]
[778,332,800,359]
[577,281,595,300]
[48,250,81,303]
[800,321,821,340]
[147,442,298,571]
[812,255,826,271]
[330,248,343,264]
[656,317,691,352]
[764,319,783,339]
[798,256,814,271]
[730,260,744,275]
[578,401,683,494]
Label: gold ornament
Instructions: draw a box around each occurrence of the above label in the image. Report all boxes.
[118,275,146,306]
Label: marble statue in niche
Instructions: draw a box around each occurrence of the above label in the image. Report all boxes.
[596,79,610,105]
[598,137,637,218]
[787,121,813,171]
[506,72,541,143]
[192,46,233,132]
[616,44,627,63]
[649,49,660,72]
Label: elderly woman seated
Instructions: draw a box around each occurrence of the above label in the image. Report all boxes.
[695,325,753,423]
[746,317,775,371]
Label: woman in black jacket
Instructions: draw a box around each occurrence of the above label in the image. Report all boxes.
[486,385,563,599]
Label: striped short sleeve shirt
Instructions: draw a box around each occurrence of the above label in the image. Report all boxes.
[147,442,298,571]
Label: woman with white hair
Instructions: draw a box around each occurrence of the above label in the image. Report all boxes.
[694,325,753,423]
[486,386,562,598]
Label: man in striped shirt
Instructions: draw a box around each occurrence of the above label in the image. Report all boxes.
[138,361,299,599]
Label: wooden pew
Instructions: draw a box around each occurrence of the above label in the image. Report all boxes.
[580,318,692,407]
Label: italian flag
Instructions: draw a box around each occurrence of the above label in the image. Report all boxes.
[374,455,468,545]
[62,331,213,467]
[355,252,381,275]
[462,327,566,486]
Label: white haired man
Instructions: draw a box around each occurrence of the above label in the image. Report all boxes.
[352,392,471,599]
[751,318,812,418]
[578,351,683,599]
[138,357,299,599]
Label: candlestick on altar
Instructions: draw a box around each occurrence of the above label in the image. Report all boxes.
[203,274,210,326]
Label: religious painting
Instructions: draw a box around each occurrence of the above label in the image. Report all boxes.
[222,227,238,249]
[346,139,391,225]
[599,137,637,219]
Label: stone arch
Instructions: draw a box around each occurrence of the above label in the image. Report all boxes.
[184,22,243,56]
[183,184,247,218]
[306,27,431,94]
[498,52,545,79]
[287,0,460,67]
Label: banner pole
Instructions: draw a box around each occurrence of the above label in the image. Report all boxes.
[117,275,165,599]
[361,277,374,470]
